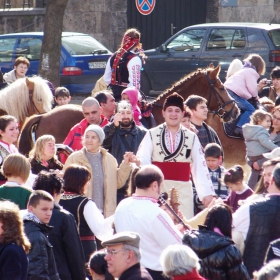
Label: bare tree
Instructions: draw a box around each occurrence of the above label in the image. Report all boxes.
[39,0,69,87]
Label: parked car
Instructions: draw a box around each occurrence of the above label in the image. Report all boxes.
[0,32,112,94]
[141,22,280,94]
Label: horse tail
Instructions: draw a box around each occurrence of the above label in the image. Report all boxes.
[19,114,42,156]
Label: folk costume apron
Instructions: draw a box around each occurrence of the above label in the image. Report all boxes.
[150,124,195,219]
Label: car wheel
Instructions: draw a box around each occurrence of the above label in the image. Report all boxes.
[141,71,151,95]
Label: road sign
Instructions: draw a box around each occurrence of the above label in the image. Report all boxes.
[135,0,156,15]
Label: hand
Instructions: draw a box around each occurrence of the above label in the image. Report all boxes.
[202,195,215,207]
[258,79,267,91]
[253,161,260,170]
[114,112,122,127]
[129,154,141,166]
[207,197,223,208]
[123,151,134,165]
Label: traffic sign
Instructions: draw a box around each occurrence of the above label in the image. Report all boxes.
[135,0,156,15]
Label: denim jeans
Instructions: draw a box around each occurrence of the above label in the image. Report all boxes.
[227,89,255,127]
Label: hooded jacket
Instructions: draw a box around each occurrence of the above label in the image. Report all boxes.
[182,226,250,280]
[242,124,278,156]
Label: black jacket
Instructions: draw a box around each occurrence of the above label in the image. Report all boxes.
[48,203,86,280]
[30,158,63,175]
[182,226,250,280]
[0,243,28,280]
[103,121,147,165]
[119,263,153,280]
[265,238,280,264]
[24,220,60,280]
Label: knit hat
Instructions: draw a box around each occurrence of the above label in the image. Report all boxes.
[101,231,140,249]
[163,92,184,111]
[84,124,105,144]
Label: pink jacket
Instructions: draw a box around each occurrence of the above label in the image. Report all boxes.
[224,67,259,100]
[121,87,142,126]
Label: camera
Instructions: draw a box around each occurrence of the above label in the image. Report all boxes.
[266,80,272,86]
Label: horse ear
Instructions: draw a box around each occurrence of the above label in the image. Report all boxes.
[208,62,214,69]
[209,64,221,78]
[26,77,30,86]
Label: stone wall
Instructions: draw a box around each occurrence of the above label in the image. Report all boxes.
[219,0,276,23]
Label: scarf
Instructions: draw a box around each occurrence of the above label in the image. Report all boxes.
[23,211,43,224]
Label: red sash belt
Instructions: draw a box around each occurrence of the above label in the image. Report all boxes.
[80,235,95,241]
[152,162,190,182]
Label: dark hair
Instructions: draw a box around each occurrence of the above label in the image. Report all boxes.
[94,91,113,105]
[89,251,114,280]
[204,143,222,158]
[33,171,63,197]
[135,166,163,189]
[185,95,207,110]
[272,163,280,190]
[271,66,280,79]
[183,107,192,118]
[0,115,17,135]
[63,164,91,195]
[54,87,70,98]
[204,204,232,238]
[224,165,244,184]
[28,190,54,207]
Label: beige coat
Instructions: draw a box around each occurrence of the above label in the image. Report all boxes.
[64,147,132,217]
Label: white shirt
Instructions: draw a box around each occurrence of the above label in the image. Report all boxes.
[83,200,114,241]
[114,195,182,271]
[104,54,142,89]
[136,130,215,200]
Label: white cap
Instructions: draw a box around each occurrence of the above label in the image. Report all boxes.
[263,147,280,159]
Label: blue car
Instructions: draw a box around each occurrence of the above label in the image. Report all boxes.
[0,32,112,94]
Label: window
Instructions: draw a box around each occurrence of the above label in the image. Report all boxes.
[247,28,269,51]
[0,38,17,62]
[16,38,42,60]
[166,29,206,52]
[268,29,280,48]
[207,29,245,51]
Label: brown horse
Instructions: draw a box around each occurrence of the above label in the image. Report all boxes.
[18,104,84,156]
[0,76,53,125]
[151,65,245,164]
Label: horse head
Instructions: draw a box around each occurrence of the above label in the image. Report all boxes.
[206,65,240,122]
[26,77,54,116]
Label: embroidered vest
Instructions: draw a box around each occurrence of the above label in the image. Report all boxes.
[110,51,137,86]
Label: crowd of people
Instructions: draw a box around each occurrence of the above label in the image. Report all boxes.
[0,27,280,280]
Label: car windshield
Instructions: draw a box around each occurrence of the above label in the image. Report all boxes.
[62,35,110,55]
[268,30,280,47]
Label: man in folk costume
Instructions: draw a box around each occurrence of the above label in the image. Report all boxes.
[104,28,142,102]
[136,93,215,219]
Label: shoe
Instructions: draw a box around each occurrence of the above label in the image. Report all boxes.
[233,127,244,139]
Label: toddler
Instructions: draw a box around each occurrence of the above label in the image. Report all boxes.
[243,110,278,189]
[223,165,253,212]
[121,86,142,126]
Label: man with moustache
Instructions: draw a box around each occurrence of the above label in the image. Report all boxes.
[136,93,215,219]
[103,100,147,202]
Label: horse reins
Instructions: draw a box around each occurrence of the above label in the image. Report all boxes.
[205,72,236,120]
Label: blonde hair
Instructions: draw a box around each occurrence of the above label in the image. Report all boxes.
[244,53,266,75]
[2,154,30,183]
[29,135,56,161]
[160,244,200,277]
[0,201,31,253]
[250,109,272,125]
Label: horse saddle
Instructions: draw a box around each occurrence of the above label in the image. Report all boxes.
[223,98,260,140]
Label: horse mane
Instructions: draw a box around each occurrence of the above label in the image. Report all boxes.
[153,67,212,103]
[0,76,53,123]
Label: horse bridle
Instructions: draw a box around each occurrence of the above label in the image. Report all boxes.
[29,88,41,114]
[205,72,236,120]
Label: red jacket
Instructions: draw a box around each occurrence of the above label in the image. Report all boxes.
[173,270,205,280]
[61,116,108,163]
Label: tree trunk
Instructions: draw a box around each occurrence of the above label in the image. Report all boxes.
[38,0,69,87]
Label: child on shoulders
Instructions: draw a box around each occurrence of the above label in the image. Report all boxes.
[53,87,71,108]
[223,165,254,212]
